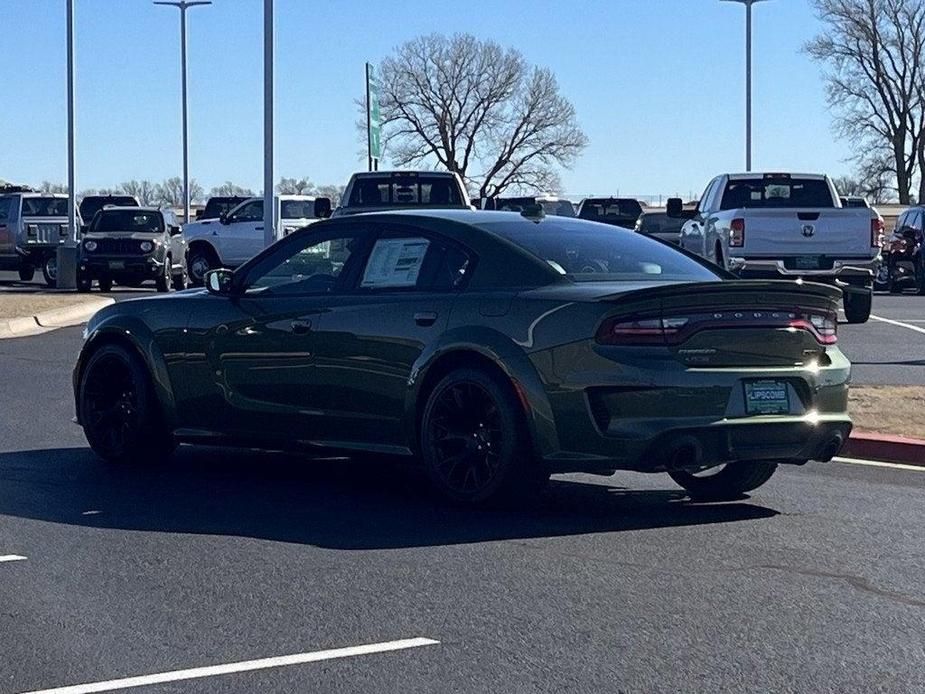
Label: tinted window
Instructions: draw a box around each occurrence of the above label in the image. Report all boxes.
[203,198,247,218]
[0,198,11,221]
[22,197,68,217]
[231,200,262,222]
[280,199,316,220]
[481,219,720,282]
[578,199,643,224]
[498,198,575,217]
[348,175,463,207]
[79,196,138,220]
[245,232,367,296]
[638,214,682,234]
[92,210,163,233]
[720,177,835,209]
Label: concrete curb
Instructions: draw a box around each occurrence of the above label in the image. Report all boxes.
[843,430,925,467]
[0,297,114,339]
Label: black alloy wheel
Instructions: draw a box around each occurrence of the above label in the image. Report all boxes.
[421,368,545,504]
[79,344,173,464]
[43,255,58,288]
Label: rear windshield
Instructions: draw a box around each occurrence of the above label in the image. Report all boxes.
[280,199,316,219]
[348,175,463,207]
[79,197,138,220]
[22,197,68,217]
[481,218,720,282]
[638,214,683,234]
[720,178,835,209]
[91,210,163,234]
[579,199,643,223]
[498,198,576,217]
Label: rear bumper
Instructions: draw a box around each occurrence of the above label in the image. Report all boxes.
[729,257,879,288]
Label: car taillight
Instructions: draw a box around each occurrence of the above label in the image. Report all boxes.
[871,218,884,247]
[730,218,745,247]
[597,309,837,346]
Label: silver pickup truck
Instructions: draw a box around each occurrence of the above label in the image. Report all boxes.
[0,190,76,287]
[673,173,881,323]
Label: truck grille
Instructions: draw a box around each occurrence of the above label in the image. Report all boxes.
[93,238,146,255]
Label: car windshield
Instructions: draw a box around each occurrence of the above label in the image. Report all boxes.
[481,218,720,282]
[499,198,576,217]
[91,210,163,234]
[578,199,643,224]
[22,197,68,217]
[79,197,138,220]
[280,199,316,219]
[348,174,463,207]
[720,177,835,209]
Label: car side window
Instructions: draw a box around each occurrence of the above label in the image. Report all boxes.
[354,230,472,292]
[698,178,718,214]
[242,229,371,297]
[230,201,262,223]
[0,198,11,222]
[911,210,923,230]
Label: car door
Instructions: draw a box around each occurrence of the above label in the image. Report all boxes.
[0,197,13,255]
[206,225,374,442]
[681,178,716,256]
[221,200,265,266]
[308,225,472,452]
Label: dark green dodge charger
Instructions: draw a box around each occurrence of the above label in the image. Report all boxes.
[73,210,852,504]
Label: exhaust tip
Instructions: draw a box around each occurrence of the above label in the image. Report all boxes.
[666,436,704,470]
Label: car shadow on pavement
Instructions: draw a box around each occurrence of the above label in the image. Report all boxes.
[0,446,778,549]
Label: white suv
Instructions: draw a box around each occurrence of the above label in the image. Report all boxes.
[183,195,329,285]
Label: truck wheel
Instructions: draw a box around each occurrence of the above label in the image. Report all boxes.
[843,289,872,324]
[98,277,113,293]
[187,247,216,287]
[155,258,171,293]
[669,461,778,500]
[171,267,188,291]
[42,255,58,288]
[18,265,35,282]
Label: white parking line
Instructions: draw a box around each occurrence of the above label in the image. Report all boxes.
[834,457,925,472]
[18,637,440,694]
[0,555,27,563]
[869,314,925,335]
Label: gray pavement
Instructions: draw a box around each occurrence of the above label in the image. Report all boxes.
[0,292,923,692]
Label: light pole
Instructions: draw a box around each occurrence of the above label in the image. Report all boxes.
[66,0,76,244]
[263,0,275,249]
[154,0,211,224]
[721,0,769,172]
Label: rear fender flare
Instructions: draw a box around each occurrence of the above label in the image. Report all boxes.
[404,326,559,458]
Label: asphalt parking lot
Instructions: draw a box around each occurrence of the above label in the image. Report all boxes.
[0,273,924,692]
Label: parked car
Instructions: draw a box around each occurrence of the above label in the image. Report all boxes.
[577,197,644,229]
[195,195,251,221]
[494,195,575,217]
[674,173,881,323]
[884,206,925,294]
[73,209,851,505]
[77,206,187,292]
[332,171,470,217]
[78,194,140,232]
[183,195,331,286]
[0,190,75,287]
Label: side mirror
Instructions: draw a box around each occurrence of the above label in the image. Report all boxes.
[169,225,182,236]
[314,197,332,219]
[205,268,235,296]
[666,198,683,218]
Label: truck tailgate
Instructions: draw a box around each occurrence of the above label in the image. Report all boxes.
[736,208,872,258]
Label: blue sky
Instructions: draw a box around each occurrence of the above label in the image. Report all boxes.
[1,0,847,200]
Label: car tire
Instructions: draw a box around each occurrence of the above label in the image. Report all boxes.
[843,289,872,324]
[78,344,175,465]
[187,247,217,287]
[155,257,171,293]
[18,265,35,282]
[715,243,725,270]
[668,461,778,500]
[42,255,58,288]
[98,277,113,293]
[77,275,92,293]
[420,367,546,505]
[172,267,188,291]
[916,254,925,296]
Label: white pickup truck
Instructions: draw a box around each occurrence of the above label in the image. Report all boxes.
[183,194,331,285]
[673,173,882,323]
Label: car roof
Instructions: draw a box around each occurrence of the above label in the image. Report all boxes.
[98,205,163,213]
[351,170,457,178]
[727,172,827,181]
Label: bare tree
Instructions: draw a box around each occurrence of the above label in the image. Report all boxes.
[807,0,925,204]
[276,177,315,195]
[38,181,68,193]
[209,181,255,197]
[155,177,204,206]
[371,34,587,198]
[121,180,160,206]
[313,184,345,207]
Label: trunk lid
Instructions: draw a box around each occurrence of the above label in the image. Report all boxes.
[733,207,872,258]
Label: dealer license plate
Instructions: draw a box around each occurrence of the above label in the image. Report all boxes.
[108,261,125,270]
[793,255,821,270]
[744,380,790,415]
